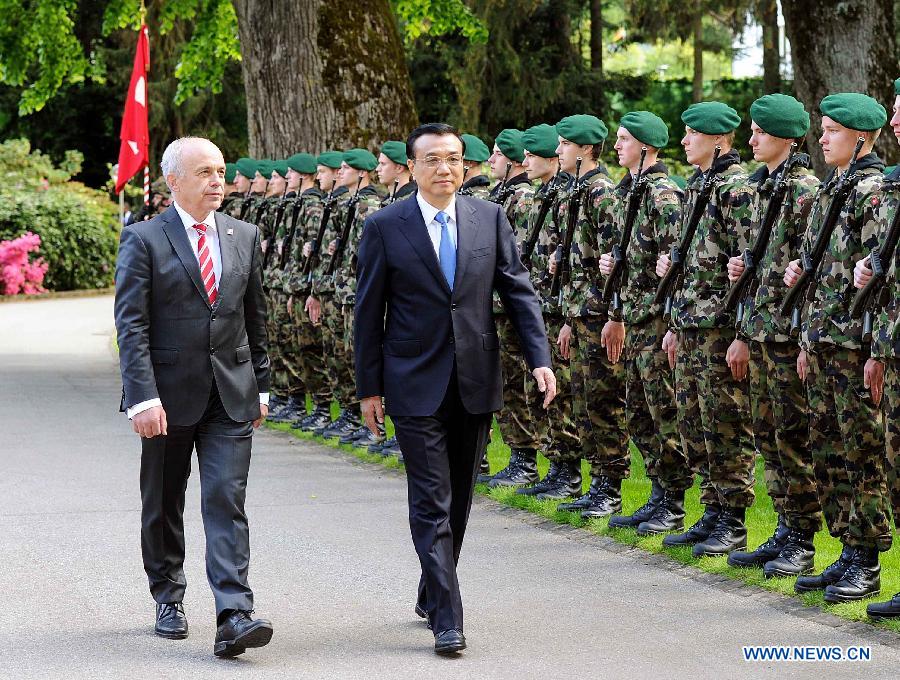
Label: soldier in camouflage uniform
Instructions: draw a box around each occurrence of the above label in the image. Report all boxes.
[783,94,891,603]
[596,112,690,532]
[857,80,900,618]
[306,151,350,435]
[531,115,629,512]
[220,157,258,223]
[720,95,823,576]
[459,134,493,199]
[655,102,755,556]
[490,123,580,489]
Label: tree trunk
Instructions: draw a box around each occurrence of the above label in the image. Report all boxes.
[782,0,898,175]
[692,14,703,102]
[232,0,418,157]
[590,0,603,72]
[758,0,781,93]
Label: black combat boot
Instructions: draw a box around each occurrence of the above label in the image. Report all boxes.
[321,410,352,437]
[794,544,856,593]
[476,450,492,484]
[824,547,881,603]
[763,529,816,578]
[662,505,720,547]
[727,516,789,568]
[692,507,747,557]
[609,479,664,529]
[867,593,900,620]
[291,409,317,430]
[636,489,686,536]
[488,449,539,488]
[516,462,563,496]
[535,461,582,500]
[556,476,607,511]
[266,395,285,416]
[299,404,332,431]
[270,395,304,422]
[580,478,623,518]
[374,435,397,456]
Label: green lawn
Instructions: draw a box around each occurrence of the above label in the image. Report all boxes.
[267,413,900,634]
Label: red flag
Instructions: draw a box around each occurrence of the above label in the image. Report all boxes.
[115,25,150,194]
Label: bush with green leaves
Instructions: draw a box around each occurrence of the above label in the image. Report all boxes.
[0,139,120,291]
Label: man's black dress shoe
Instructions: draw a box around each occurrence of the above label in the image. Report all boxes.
[213,610,274,658]
[155,602,188,639]
[434,629,466,655]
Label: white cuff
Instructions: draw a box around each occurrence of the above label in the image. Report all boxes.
[259,393,269,406]
[127,398,162,420]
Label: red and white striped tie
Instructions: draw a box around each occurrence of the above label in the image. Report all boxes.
[193,223,218,304]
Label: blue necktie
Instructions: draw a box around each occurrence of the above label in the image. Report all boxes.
[436,211,456,290]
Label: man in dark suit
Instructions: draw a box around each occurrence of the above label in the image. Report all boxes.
[114,137,274,658]
[354,123,556,655]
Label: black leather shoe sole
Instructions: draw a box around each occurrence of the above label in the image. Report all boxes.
[214,621,274,658]
[764,564,814,579]
[435,637,466,655]
[155,626,188,640]
[823,588,880,604]
[867,604,900,619]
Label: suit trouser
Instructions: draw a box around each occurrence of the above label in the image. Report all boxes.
[392,367,493,634]
[139,381,255,616]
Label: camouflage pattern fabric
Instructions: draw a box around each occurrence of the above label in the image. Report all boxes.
[883,359,900,525]
[870,170,900,361]
[459,173,493,200]
[334,185,384,307]
[495,313,545,450]
[541,313,580,462]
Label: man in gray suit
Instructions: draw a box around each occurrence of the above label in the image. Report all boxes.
[114,137,273,658]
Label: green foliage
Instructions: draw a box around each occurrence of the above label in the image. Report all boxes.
[0,139,120,290]
[390,0,488,44]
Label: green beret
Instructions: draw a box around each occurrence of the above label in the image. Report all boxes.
[619,111,669,148]
[820,93,887,132]
[343,148,378,171]
[895,78,900,96]
[287,152,317,174]
[380,141,408,166]
[495,128,525,163]
[750,94,810,139]
[461,134,490,163]
[235,157,256,179]
[317,151,344,169]
[521,124,559,158]
[681,102,741,135]
[224,163,237,184]
[272,160,290,178]
[555,114,608,145]
[256,159,274,180]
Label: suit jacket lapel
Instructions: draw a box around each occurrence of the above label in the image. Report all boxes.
[161,206,211,308]
[215,212,235,304]
[398,198,452,295]
[453,196,476,290]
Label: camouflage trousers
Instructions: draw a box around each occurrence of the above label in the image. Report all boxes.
[542,314,581,462]
[495,313,545,451]
[267,290,304,399]
[806,346,891,551]
[341,304,358,409]
[568,316,629,479]
[319,294,354,407]
[748,340,821,532]
[290,295,332,407]
[884,359,900,525]
[626,317,691,491]
[675,327,754,509]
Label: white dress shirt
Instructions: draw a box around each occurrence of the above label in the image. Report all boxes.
[126,202,268,419]
[416,192,458,257]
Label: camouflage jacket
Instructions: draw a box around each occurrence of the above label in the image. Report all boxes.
[869,166,900,360]
[527,174,570,316]
[309,186,349,297]
[491,173,535,314]
[610,163,683,327]
[459,173,493,200]
[282,187,325,296]
[671,152,754,331]
[380,180,417,207]
[220,192,261,223]
[800,153,885,351]
[219,192,244,217]
[260,193,294,291]
[555,166,616,320]
[739,158,819,343]
[333,184,384,306]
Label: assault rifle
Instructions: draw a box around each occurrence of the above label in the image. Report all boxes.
[521,162,564,270]
[325,175,365,278]
[301,180,338,285]
[261,186,290,276]
[279,190,307,270]
[549,157,584,305]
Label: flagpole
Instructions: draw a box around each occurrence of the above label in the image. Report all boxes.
[140,0,149,206]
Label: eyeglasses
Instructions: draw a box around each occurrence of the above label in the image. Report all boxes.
[414,155,464,169]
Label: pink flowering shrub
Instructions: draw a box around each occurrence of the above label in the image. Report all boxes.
[0,232,48,295]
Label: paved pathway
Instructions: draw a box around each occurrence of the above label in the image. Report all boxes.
[0,294,898,678]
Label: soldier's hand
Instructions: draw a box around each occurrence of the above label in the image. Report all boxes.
[302,242,313,258]
[796,350,810,382]
[253,403,269,428]
[656,253,671,279]
[854,255,873,290]
[601,320,625,364]
[133,405,167,438]
[557,323,573,360]
[361,396,385,435]
[327,239,337,256]
[548,258,557,276]
[864,358,885,405]
[727,255,745,283]
[598,252,614,277]
[306,295,322,325]
[725,338,750,381]
[784,259,802,288]
[662,330,678,369]
[532,367,557,409]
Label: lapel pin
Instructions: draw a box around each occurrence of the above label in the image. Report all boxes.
[226,228,234,236]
